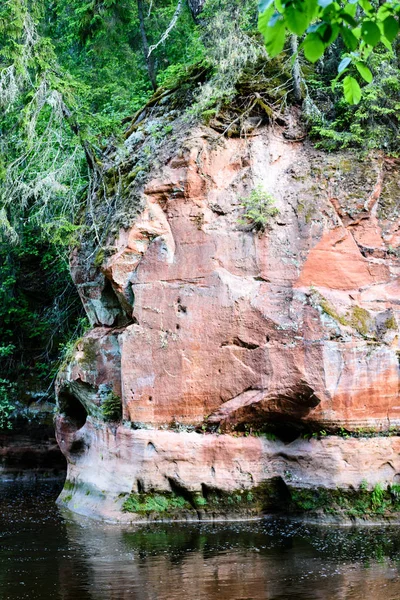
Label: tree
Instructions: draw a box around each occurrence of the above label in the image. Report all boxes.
[258,0,400,103]
[137,0,158,90]
[188,0,206,19]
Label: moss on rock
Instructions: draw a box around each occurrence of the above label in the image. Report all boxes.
[122,492,192,515]
[288,483,400,518]
[120,480,400,522]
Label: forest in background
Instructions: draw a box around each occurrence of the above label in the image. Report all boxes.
[1,0,400,427]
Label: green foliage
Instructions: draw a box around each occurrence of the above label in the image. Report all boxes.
[193,494,207,507]
[390,483,400,498]
[308,45,400,152]
[238,185,278,232]
[191,0,262,114]
[289,482,400,517]
[0,378,15,430]
[371,483,385,509]
[343,74,362,104]
[122,491,190,513]
[101,390,122,422]
[47,0,203,135]
[0,0,205,406]
[0,223,86,395]
[258,0,400,103]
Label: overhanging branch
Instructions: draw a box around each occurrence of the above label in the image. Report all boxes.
[148,0,183,57]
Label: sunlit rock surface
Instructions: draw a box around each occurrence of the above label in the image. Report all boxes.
[55,125,400,521]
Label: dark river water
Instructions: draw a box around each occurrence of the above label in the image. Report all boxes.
[1,481,400,599]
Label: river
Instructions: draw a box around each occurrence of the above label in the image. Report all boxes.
[1,481,400,599]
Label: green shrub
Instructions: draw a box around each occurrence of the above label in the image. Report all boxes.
[0,378,15,430]
[371,483,385,510]
[101,391,122,422]
[307,46,400,154]
[238,185,278,232]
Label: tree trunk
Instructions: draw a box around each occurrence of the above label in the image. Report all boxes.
[187,0,205,20]
[137,0,157,91]
[290,35,303,104]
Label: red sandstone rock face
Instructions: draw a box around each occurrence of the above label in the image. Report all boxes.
[57,128,399,432]
[55,127,400,519]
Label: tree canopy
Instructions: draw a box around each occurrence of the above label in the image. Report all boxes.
[258,0,400,103]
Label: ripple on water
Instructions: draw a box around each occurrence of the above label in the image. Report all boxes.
[1,482,400,599]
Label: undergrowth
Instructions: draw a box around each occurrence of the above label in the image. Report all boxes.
[290,483,400,517]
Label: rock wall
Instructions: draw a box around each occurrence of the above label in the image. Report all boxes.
[55,124,400,521]
[1,418,66,482]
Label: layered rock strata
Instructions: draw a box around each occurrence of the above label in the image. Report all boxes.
[56,124,400,521]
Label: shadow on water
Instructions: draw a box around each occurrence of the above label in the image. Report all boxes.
[1,482,400,599]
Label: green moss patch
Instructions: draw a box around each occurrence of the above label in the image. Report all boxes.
[315,291,376,338]
[78,338,98,368]
[122,492,191,515]
[289,483,400,518]
[384,315,397,330]
[121,479,290,519]
[349,306,372,337]
[120,480,400,522]
[319,297,348,326]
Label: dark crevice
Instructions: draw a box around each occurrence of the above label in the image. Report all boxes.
[201,482,213,500]
[167,477,197,508]
[221,337,260,350]
[69,439,87,455]
[100,277,133,327]
[58,390,88,431]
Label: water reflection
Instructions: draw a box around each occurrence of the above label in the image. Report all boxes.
[1,483,400,599]
[65,520,400,600]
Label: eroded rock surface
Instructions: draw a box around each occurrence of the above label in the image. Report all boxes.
[55,125,400,521]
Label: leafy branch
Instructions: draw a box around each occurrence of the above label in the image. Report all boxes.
[258,0,400,103]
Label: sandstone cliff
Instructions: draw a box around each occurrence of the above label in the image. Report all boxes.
[55,103,400,521]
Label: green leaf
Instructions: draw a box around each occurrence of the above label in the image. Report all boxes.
[380,35,394,51]
[343,75,362,104]
[304,0,319,22]
[258,10,286,57]
[320,23,339,44]
[383,16,399,42]
[338,56,351,73]
[258,0,274,13]
[361,21,381,46]
[341,13,357,28]
[303,33,325,63]
[286,4,309,35]
[377,4,392,20]
[358,0,373,14]
[343,3,357,18]
[355,62,372,83]
[341,26,358,50]
[257,6,274,39]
